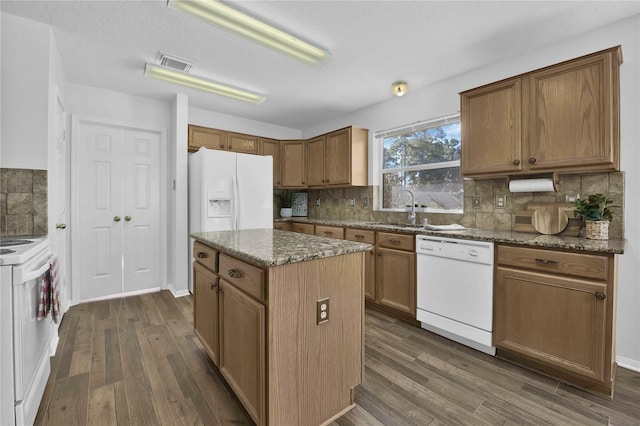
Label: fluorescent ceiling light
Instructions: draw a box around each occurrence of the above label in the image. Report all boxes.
[167,0,332,66]
[144,63,265,104]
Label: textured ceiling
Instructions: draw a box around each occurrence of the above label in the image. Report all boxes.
[2,1,638,129]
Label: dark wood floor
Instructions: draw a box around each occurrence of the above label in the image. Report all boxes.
[35,290,640,426]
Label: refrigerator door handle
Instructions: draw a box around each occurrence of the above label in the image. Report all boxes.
[233,175,240,230]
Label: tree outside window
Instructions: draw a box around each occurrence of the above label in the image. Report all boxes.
[380,117,463,212]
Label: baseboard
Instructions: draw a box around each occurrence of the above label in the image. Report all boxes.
[616,355,640,372]
[168,284,191,298]
[78,287,161,304]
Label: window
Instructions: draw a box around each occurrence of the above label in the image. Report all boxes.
[378,114,462,212]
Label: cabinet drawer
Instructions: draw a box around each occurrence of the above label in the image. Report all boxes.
[219,254,265,302]
[315,225,344,239]
[377,232,414,252]
[290,222,315,235]
[273,221,290,231]
[497,245,608,281]
[194,241,218,272]
[345,228,375,244]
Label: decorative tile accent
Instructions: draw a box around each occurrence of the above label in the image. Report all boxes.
[0,168,47,237]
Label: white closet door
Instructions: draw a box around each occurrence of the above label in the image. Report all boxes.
[122,128,160,292]
[75,120,161,302]
[77,122,124,300]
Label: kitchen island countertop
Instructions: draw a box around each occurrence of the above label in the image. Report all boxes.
[275,218,626,254]
[191,228,373,268]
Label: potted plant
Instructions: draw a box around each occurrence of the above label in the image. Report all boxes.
[277,190,293,218]
[573,193,617,240]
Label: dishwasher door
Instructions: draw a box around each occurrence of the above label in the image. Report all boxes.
[416,235,495,355]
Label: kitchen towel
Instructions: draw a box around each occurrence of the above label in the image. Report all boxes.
[49,254,60,324]
[36,270,49,321]
[508,177,556,193]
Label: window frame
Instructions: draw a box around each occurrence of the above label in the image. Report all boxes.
[376,113,463,214]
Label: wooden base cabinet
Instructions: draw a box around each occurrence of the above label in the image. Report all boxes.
[494,244,617,395]
[219,279,266,425]
[370,232,417,324]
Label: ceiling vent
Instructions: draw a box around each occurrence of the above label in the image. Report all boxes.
[157,52,194,73]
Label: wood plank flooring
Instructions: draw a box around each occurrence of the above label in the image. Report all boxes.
[36,290,640,426]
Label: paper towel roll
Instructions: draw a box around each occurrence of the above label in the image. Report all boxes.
[508,178,556,193]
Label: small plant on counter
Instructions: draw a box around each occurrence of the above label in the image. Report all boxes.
[573,193,618,240]
[573,193,616,221]
[277,190,293,208]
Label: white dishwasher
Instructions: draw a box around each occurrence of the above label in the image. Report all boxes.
[416,235,495,355]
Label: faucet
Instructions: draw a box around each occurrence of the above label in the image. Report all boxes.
[397,188,416,225]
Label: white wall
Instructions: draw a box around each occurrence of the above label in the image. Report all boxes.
[303,15,640,369]
[189,107,301,140]
[1,13,50,169]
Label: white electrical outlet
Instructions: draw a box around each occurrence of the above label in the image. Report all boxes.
[496,195,505,208]
[316,198,320,206]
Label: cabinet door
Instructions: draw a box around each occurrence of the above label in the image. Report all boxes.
[281,141,306,187]
[325,128,351,185]
[364,248,376,301]
[188,125,226,152]
[494,267,607,382]
[461,78,522,176]
[260,138,281,187]
[228,132,259,154]
[219,280,266,426]
[290,222,315,235]
[306,136,326,186]
[527,49,619,171]
[193,262,219,365]
[375,247,416,316]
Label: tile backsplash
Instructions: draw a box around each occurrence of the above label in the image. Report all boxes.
[0,168,48,237]
[276,171,625,239]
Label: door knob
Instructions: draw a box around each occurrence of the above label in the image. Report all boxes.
[125,215,132,222]
[114,216,121,222]
[56,223,67,229]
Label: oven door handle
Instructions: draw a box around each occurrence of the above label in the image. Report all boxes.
[22,262,51,283]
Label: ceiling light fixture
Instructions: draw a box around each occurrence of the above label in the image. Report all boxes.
[167,0,332,66]
[144,63,265,104]
[392,81,409,97]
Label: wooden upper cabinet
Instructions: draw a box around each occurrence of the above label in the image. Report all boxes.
[527,49,620,171]
[461,46,621,178]
[188,125,258,154]
[188,125,226,152]
[306,126,368,188]
[461,78,522,175]
[260,138,281,187]
[227,132,259,154]
[280,140,306,188]
[306,136,326,186]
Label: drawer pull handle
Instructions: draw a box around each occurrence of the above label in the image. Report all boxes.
[324,231,333,235]
[595,292,606,300]
[228,269,244,279]
[355,234,365,239]
[535,258,557,266]
[389,239,400,244]
[197,252,208,259]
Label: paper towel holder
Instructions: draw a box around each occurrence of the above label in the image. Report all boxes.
[506,172,560,192]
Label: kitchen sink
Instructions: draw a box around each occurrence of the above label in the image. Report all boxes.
[364,222,424,229]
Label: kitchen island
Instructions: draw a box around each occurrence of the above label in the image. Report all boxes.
[190,229,372,426]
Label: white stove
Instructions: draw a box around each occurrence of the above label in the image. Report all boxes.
[0,237,50,266]
[1,236,52,426]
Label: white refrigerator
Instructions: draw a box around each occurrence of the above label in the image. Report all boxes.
[188,148,273,290]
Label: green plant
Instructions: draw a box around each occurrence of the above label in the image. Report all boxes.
[277,190,293,208]
[574,193,617,221]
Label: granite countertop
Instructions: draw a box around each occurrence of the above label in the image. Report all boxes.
[276,218,626,254]
[191,229,373,268]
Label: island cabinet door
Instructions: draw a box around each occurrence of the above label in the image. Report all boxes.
[494,267,608,383]
[375,247,416,316]
[193,262,220,365]
[219,279,266,426]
